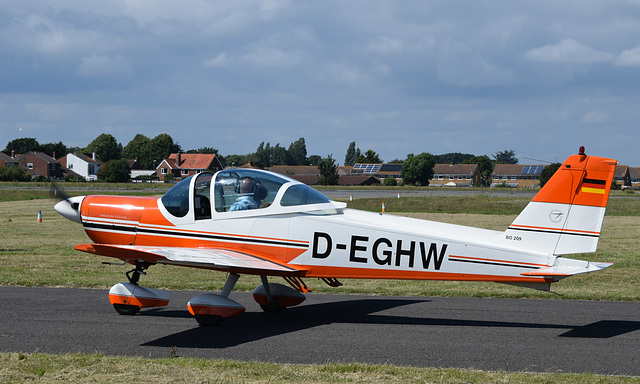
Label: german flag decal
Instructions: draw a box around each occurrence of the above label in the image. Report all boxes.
[581,178,607,195]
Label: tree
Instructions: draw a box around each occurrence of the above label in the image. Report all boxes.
[356,149,382,164]
[344,141,360,166]
[433,152,475,164]
[384,177,398,186]
[97,158,131,182]
[225,154,249,168]
[253,142,272,169]
[317,155,339,185]
[401,152,435,186]
[4,138,40,155]
[307,155,322,166]
[137,133,180,170]
[493,149,518,164]
[86,133,121,162]
[464,155,494,187]
[540,163,561,188]
[122,134,151,163]
[0,166,31,181]
[186,147,218,154]
[288,138,308,165]
[271,144,291,166]
[39,142,68,158]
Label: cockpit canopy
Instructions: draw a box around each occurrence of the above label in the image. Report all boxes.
[161,169,339,220]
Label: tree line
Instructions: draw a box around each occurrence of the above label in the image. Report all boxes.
[3,134,525,186]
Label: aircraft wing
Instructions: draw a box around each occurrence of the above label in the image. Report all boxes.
[75,244,307,276]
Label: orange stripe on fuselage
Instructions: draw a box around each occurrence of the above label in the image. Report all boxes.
[299,265,552,283]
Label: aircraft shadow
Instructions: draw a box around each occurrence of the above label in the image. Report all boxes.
[141,298,640,349]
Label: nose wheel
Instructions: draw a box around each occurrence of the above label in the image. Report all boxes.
[108,261,170,315]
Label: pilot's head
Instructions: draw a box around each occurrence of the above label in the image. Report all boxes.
[237,177,257,194]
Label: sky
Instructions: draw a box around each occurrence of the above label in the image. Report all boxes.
[2,1,640,166]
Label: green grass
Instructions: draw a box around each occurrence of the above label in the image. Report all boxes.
[1,352,637,383]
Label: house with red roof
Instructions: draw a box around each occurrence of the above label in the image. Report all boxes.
[14,152,63,179]
[156,152,223,181]
[0,152,19,168]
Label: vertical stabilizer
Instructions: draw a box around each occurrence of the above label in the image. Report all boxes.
[504,148,617,255]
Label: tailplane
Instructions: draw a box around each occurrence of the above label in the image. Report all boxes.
[504,147,617,255]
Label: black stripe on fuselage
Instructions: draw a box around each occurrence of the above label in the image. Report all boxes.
[507,226,599,238]
[448,258,539,270]
[82,222,309,248]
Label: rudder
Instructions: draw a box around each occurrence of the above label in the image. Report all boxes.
[504,148,617,255]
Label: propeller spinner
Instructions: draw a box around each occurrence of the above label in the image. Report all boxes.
[51,184,85,223]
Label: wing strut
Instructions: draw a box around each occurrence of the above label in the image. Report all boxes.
[283,275,312,293]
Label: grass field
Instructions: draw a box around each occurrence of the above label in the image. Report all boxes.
[2,352,638,384]
[1,192,639,382]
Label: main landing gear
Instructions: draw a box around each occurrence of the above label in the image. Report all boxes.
[187,274,307,326]
[107,262,308,326]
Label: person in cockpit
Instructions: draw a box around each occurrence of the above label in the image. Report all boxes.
[229,177,266,211]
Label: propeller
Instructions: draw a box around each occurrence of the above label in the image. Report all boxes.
[51,183,85,223]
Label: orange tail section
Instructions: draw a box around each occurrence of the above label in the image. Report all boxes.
[504,149,617,255]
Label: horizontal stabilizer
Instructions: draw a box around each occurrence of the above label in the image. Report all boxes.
[521,261,613,278]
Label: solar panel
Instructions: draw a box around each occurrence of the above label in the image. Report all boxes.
[521,165,544,175]
[353,164,381,174]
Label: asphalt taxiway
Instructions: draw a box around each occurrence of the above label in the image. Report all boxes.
[1,286,638,375]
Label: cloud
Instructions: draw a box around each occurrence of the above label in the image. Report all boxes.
[442,110,494,123]
[525,39,614,64]
[202,53,230,68]
[77,54,133,78]
[582,110,610,124]
[24,102,78,121]
[614,44,640,67]
[241,47,301,67]
[367,36,405,54]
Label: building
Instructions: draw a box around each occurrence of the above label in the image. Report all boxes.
[630,167,640,189]
[15,152,63,180]
[350,163,403,181]
[431,164,480,187]
[156,152,224,181]
[0,152,19,168]
[614,165,631,189]
[491,164,545,188]
[58,153,103,181]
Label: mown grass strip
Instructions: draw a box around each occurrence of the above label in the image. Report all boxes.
[1,352,637,383]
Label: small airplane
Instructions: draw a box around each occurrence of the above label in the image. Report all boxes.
[55,147,617,326]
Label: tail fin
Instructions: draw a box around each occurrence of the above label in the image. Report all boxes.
[504,148,617,255]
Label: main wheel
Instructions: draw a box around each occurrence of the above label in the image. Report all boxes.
[259,297,286,313]
[113,304,140,315]
[194,314,224,326]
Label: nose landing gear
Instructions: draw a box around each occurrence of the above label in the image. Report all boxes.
[108,261,171,315]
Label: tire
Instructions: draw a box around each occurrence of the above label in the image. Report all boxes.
[194,314,224,326]
[259,298,286,313]
[113,304,140,315]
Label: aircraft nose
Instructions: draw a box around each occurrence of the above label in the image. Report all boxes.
[54,196,85,223]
